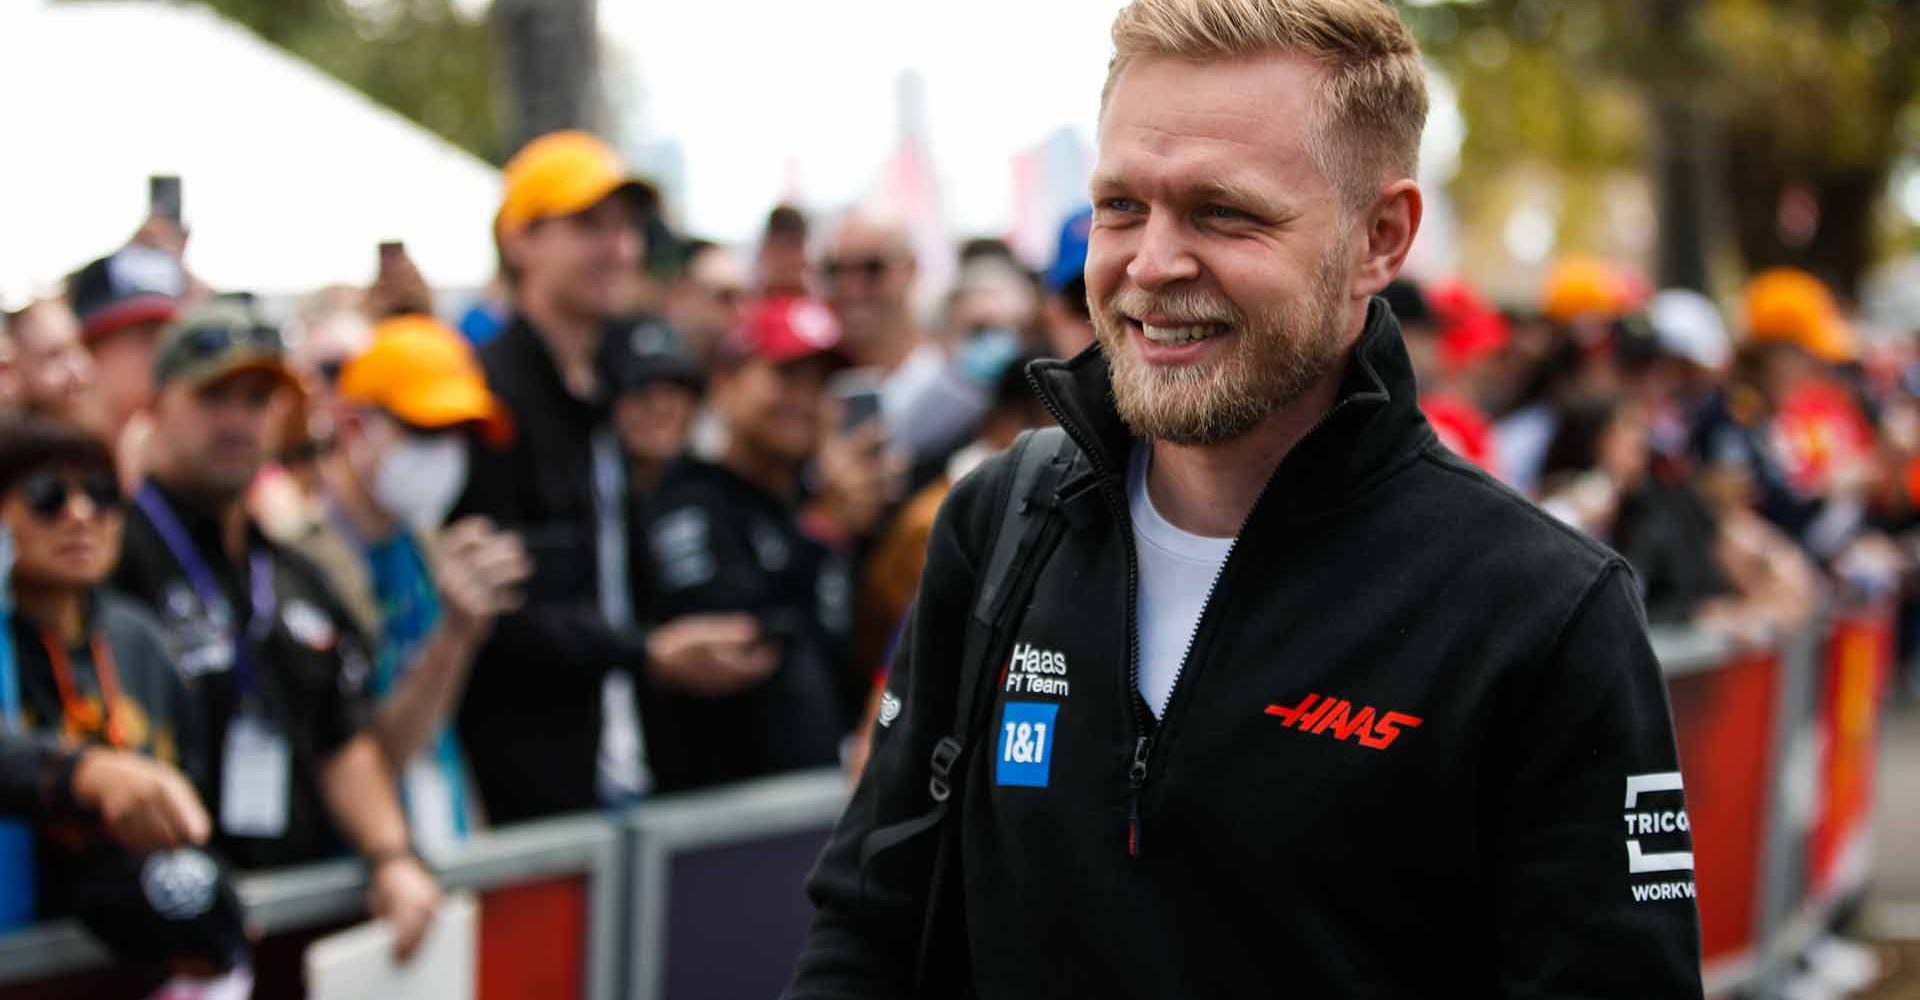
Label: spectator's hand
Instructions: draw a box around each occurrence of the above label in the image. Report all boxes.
[69,748,211,854]
[433,517,531,641]
[815,421,904,539]
[645,613,778,697]
[131,214,189,256]
[367,855,441,963]
[1692,597,1773,647]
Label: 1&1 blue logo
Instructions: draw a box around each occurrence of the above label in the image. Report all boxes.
[996,702,1059,788]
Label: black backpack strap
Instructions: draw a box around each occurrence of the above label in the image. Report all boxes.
[857,428,1080,864]
[908,427,1080,995]
[940,426,1080,798]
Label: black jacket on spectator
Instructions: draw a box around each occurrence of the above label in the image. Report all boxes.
[645,458,849,791]
[0,599,185,823]
[1615,480,1731,624]
[0,733,80,818]
[452,315,657,823]
[1689,390,1836,554]
[10,593,201,784]
[10,592,207,916]
[789,302,1703,999]
[112,481,374,870]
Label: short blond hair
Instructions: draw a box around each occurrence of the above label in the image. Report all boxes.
[1103,0,1428,211]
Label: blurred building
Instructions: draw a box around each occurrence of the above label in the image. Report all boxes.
[1010,126,1094,269]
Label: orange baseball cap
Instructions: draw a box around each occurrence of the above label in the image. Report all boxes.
[1541,255,1627,324]
[1743,267,1857,364]
[338,315,511,444]
[494,130,658,239]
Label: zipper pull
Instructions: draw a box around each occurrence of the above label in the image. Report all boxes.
[1127,736,1153,858]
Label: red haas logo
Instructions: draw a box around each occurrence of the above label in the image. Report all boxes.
[1265,693,1422,751]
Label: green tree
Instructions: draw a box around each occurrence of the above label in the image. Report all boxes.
[1410,0,1920,297]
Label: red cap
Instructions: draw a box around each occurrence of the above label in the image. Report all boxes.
[725,297,848,367]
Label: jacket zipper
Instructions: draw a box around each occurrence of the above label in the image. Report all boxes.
[1026,366,1380,859]
[1025,374,1151,853]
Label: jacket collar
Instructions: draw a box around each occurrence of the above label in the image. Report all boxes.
[1027,296,1434,521]
[142,477,270,570]
[501,312,616,419]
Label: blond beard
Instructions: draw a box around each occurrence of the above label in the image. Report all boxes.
[1093,247,1350,446]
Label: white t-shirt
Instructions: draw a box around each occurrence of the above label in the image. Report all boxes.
[1128,442,1235,718]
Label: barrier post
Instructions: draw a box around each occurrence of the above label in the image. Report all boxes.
[623,770,850,1000]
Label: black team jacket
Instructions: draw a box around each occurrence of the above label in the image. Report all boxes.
[452,315,657,823]
[788,300,1705,999]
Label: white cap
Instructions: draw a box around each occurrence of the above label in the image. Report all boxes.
[1648,289,1730,370]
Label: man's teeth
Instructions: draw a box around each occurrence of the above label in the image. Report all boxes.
[1140,322,1228,344]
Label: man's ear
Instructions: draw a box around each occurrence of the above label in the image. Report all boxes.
[1352,179,1423,300]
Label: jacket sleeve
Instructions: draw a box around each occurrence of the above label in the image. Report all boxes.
[785,458,1000,999]
[0,731,80,819]
[1484,562,1705,999]
[451,430,650,682]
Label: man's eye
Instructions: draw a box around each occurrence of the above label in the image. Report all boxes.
[1098,198,1140,214]
[1202,205,1251,221]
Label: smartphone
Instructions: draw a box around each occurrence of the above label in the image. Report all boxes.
[840,388,883,433]
[832,370,887,434]
[149,175,183,222]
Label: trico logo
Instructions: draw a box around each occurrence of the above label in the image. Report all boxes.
[1263,692,1422,751]
[1623,772,1694,903]
[1004,642,1071,697]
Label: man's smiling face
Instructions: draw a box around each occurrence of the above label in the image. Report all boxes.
[1087,51,1359,446]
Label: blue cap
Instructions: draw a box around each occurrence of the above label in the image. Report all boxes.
[1044,206,1093,293]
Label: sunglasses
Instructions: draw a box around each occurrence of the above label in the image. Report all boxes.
[19,471,123,521]
[820,256,897,282]
[177,320,283,362]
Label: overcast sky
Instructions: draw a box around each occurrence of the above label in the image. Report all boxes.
[601,0,1130,243]
[601,0,1472,270]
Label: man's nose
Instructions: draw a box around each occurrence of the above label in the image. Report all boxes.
[609,226,641,268]
[1126,212,1201,291]
[65,491,99,523]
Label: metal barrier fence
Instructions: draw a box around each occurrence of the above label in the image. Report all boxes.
[1658,601,1896,999]
[0,611,1895,998]
[0,810,629,999]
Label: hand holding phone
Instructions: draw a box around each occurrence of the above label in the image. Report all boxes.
[149,175,182,222]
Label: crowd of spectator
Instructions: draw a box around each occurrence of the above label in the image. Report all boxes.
[0,126,1913,994]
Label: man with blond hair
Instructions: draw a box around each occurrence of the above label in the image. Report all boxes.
[788,1,1703,997]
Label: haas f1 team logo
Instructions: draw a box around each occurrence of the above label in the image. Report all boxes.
[1264,692,1422,751]
[1004,642,1071,698]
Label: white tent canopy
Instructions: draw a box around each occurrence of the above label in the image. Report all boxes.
[0,0,502,307]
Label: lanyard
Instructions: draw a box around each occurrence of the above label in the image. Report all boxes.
[135,485,275,702]
[0,527,18,735]
[0,626,16,736]
[41,628,129,750]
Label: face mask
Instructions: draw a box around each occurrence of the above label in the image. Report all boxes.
[371,433,468,533]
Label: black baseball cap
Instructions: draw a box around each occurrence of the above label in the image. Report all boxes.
[68,246,186,344]
[608,317,703,394]
[66,845,249,970]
